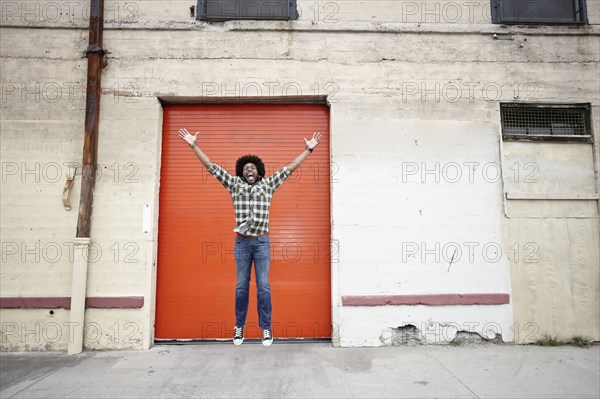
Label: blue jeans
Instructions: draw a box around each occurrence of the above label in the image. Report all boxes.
[234,235,272,330]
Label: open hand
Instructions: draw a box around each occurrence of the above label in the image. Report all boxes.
[304,132,322,150]
[178,128,198,147]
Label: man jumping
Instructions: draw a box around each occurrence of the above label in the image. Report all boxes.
[178,128,322,346]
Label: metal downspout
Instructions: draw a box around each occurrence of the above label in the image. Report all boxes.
[68,0,106,355]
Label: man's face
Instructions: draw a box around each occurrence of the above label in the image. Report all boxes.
[243,163,258,184]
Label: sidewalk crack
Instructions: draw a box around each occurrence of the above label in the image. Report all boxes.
[426,349,480,399]
[7,354,85,399]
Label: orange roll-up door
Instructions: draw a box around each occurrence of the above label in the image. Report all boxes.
[156,103,331,340]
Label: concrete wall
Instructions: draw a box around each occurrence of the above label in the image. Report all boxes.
[502,142,600,342]
[1,1,599,26]
[1,0,599,349]
[334,119,514,345]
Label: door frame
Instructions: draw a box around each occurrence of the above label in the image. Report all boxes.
[149,96,338,346]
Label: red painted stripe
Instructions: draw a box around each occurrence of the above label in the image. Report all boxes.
[0,297,144,309]
[342,294,510,306]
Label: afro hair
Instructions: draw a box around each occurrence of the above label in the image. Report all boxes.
[236,154,265,179]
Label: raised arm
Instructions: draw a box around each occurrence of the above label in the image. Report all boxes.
[287,132,322,173]
[178,128,214,169]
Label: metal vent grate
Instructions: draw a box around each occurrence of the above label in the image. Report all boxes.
[501,104,591,142]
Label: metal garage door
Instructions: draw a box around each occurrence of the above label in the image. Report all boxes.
[156,103,331,340]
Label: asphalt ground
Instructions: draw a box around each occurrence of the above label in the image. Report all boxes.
[1,342,599,398]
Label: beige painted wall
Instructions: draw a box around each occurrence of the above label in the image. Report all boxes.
[502,142,600,342]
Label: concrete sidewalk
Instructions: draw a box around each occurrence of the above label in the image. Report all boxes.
[1,342,599,399]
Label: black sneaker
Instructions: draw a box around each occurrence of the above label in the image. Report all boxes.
[233,326,244,346]
[262,329,273,346]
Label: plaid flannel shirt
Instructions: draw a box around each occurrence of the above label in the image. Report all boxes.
[208,163,292,236]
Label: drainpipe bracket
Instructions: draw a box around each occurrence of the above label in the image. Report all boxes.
[73,237,92,246]
[86,45,106,56]
[86,46,109,68]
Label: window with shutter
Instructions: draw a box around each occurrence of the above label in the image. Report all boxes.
[491,0,587,24]
[197,0,299,21]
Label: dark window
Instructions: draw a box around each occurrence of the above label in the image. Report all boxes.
[491,0,587,24]
[501,103,592,143]
[197,0,298,21]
